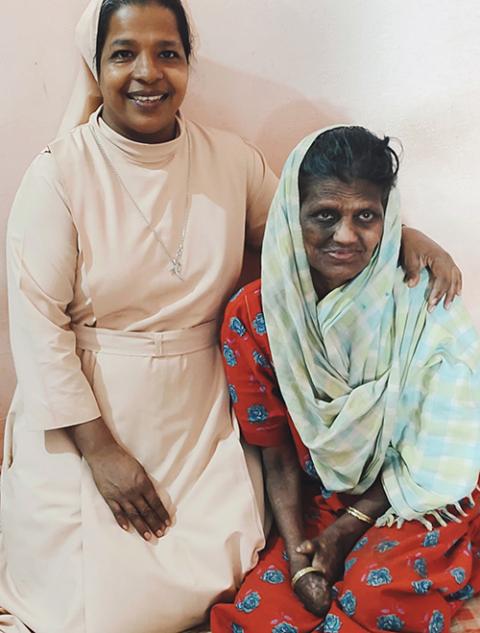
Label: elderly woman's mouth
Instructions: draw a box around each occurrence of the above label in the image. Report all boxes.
[322,248,362,262]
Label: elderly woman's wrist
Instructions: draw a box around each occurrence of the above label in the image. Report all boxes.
[288,552,311,576]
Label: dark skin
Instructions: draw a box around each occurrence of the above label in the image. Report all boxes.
[262,177,415,616]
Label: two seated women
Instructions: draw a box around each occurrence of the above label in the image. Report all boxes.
[212,126,480,633]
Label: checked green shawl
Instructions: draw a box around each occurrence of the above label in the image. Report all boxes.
[262,127,480,524]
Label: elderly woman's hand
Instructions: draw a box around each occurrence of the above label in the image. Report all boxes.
[291,552,332,617]
[401,226,462,312]
[293,523,350,617]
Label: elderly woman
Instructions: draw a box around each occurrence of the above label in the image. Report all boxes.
[211,126,480,633]
[1,0,464,630]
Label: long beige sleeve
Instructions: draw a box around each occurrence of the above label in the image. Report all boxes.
[244,141,279,250]
[7,151,101,431]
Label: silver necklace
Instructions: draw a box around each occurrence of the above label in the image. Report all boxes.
[91,124,191,280]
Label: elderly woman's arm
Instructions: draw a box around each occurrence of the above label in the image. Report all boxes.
[295,479,390,617]
[262,442,332,617]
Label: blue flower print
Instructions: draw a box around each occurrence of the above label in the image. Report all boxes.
[339,590,356,616]
[282,550,289,561]
[352,536,368,552]
[228,384,238,404]
[323,614,342,633]
[366,568,392,587]
[235,591,261,613]
[229,317,246,337]
[262,567,285,584]
[412,579,433,594]
[247,405,269,424]
[377,614,405,631]
[375,540,400,553]
[451,567,466,585]
[449,583,475,601]
[303,458,320,480]
[232,625,244,633]
[423,530,440,548]
[253,350,269,367]
[272,624,298,633]
[344,557,357,574]
[253,312,266,335]
[428,610,445,633]
[223,343,237,367]
[413,557,428,578]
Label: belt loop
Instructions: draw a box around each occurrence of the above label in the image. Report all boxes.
[154,333,164,357]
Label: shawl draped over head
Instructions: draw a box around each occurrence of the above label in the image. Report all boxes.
[59,0,197,134]
[262,126,480,527]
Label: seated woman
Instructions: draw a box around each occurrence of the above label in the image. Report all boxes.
[211,126,480,633]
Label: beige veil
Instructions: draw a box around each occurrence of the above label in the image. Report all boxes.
[58,0,197,134]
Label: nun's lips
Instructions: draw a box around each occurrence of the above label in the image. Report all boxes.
[127,92,169,104]
[126,93,170,112]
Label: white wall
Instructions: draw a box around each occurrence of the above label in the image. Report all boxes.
[1,0,479,420]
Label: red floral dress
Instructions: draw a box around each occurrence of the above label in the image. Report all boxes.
[210,280,480,633]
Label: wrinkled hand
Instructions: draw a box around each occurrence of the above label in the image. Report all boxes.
[291,556,331,617]
[88,443,170,541]
[401,227,462,311]
[293,524,348,617]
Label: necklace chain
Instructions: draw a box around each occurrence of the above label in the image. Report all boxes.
[91,124,191,281]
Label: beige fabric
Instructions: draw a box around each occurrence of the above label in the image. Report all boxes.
[1,108,277,632]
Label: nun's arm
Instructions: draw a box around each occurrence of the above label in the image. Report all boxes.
[400,226,462,311]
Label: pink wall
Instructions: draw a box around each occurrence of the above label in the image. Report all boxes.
[1,0,479,422]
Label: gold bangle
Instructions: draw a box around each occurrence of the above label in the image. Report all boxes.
[345,506,375,526]
[291,566,319,590]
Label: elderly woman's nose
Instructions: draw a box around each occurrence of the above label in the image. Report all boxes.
[134,53,164,83]
[333,218,358,243]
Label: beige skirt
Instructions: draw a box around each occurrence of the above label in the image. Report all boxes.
[0,323,265,633]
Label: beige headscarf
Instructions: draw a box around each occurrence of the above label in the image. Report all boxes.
[59,0,197,134]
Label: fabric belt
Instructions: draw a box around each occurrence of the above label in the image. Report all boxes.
[72,321,218,358]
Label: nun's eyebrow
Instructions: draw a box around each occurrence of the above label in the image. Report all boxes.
[110,38,180,47]
[110,39,136,47]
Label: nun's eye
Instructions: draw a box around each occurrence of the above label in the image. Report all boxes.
[111,50,134,61]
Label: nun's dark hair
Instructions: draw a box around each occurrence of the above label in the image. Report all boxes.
[95,0,193,76]
[299,126,400,206]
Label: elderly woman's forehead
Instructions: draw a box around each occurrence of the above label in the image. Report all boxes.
[300,176,385,200]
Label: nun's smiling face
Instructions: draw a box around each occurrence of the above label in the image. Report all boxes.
[99,3,188,143]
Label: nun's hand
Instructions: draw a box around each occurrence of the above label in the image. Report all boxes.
[67,417,170,541]
[87,442,171,541]
[400,226,462,312]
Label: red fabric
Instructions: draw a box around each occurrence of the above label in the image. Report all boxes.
[212,281,480,632]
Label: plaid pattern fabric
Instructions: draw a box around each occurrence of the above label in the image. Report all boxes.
[452,596,480,633]
[262,126,480,524]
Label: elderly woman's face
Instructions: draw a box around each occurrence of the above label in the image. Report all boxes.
[99,3,188,143]
[300,177,385,295]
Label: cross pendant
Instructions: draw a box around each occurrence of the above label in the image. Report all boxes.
[170,258,184,280]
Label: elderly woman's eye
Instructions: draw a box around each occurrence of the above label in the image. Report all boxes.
[358,211,375,221]
[316,211,336,222]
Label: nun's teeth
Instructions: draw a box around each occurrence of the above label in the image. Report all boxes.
[131,95,167,103]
